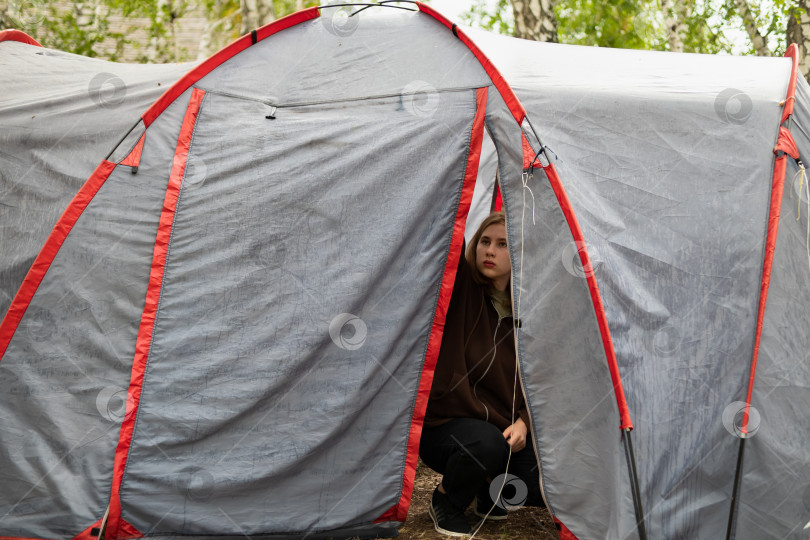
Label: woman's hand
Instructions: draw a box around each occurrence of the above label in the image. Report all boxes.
[503,417,527,452]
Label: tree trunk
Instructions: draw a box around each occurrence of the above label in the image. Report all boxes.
[0,1,14,29]
[241,0,274,33]
[661,0,688,52]
[787,1,810,81]
[147,0,169,62]
[258,0,275,26]
[511,0,557,42]
[199,0,226,60]
[735,0,771,56]
[241,0,257,34]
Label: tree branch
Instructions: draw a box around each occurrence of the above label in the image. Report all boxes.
[735,0,771,56]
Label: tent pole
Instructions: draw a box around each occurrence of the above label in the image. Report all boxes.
[725,437,746,540]
[104,119,141,161]
[623,428,647,540]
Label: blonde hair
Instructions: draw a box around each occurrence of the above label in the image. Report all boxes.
[465,212,508,287]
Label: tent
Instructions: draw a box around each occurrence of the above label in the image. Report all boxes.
[1,2,809,538]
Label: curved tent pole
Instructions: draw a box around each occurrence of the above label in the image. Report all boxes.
[327,1,419,16]
[622,428,648,540]
[104,120,141,161]
[725,42,801,540]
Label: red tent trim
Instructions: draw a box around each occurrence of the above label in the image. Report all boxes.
[416,2,526,125]
[742,46,801,434]
[554,516,581,540]
[375,86,489,523]
[781,44,799,123]
[0,29,41,46]
[106,87,206,539]
[140,8,319,128]
[119,133,146,169]
[70,518,104,540]
[540,161,633,430]
[0,160,116,360]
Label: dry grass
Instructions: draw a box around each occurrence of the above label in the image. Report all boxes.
[396,460,559,539]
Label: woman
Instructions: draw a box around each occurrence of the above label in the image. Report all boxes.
[419,211,544,537]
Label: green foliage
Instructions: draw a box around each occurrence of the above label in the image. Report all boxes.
[460,0,791,55]
[46,5,126,59]
[198,0,315,51]
[2,0,189,62]
[3,1,128,60]
[721,0,791,55]
[186,0,320,59]
[679,1,727,54]
[2,0,794,60]
[2,0,314,63]
[556,0,659,49]
[459,0,513,34]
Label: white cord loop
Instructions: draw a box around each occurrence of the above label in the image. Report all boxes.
[790,162,810,271]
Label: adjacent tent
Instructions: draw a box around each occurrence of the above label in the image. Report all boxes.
[1,3,808,539]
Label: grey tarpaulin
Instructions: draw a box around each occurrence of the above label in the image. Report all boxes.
[1,4,809,540]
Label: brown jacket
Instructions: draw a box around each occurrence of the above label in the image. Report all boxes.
[423,246,530,433]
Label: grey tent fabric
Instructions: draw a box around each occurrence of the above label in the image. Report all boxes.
[467,29,808,540]
[735,76,810,540]
[2,8,577,538]
[115,89,481,533]
[0,91,195,537]
[2,6,810,540]
[0,40,193,318]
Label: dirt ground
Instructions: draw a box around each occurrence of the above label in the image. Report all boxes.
[395,460,559,539]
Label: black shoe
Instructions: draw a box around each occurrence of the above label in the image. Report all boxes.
[473,496,508,521]
[429,486,472,537]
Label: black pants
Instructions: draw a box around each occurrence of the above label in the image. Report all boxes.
[419,417,545,511]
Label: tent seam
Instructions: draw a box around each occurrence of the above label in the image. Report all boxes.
[118,90,208,499]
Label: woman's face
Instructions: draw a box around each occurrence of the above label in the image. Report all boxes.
[475,223,511,291]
